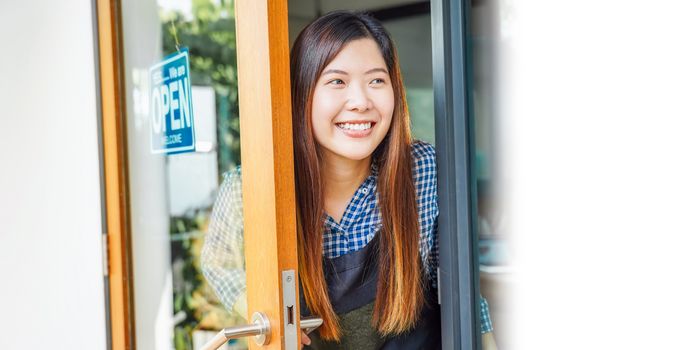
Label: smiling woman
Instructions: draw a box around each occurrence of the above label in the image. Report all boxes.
[311,38,394,161]
[287,10,494,349]
[200,8,496,350]
[309,37,396,229]
[290,12,425,346]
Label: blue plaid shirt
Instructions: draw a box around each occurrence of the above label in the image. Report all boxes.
[201,140,493,334]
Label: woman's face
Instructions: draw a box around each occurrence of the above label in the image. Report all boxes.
[311,38,395,162]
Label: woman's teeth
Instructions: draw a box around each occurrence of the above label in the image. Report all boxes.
[338,122,372,131]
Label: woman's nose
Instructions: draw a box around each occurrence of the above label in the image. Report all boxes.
[345,85,372,112]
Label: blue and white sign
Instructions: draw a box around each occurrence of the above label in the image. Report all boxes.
[149,48,195,154]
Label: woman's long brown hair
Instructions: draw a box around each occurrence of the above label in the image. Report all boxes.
[291,11,423,340]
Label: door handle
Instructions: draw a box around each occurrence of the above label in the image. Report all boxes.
[199,312,270,350]
[300,315,323,334]
[199,313,323,350]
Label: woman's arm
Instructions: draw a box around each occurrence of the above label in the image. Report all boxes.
[482,332,498,350]
[200,169,247,317]
[202,169,311,349]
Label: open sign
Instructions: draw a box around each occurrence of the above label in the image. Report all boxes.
[149,48,195,154]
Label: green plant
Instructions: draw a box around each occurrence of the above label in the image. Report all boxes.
[161,0,240,176]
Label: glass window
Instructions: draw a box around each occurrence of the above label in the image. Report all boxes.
[120,0,246,348]
[469,0,515,348]
[383,14,435,144]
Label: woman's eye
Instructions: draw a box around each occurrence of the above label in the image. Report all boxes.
[370,78,386,85]
[327,79,345,85]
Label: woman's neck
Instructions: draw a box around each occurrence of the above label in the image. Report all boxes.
[320,151,371,221]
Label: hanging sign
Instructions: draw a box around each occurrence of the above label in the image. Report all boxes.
[149,48,195,155]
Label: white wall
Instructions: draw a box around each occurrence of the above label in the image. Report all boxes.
[0,1,107,349]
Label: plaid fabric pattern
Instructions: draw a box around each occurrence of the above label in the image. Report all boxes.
[201,140,493,333]
[321,140,439,288]
[201,167,246,313]
[480,296,494,334]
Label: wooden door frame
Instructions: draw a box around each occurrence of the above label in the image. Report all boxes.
[235,0,299,349]
[96,0,298,348]
[95,0,135,349]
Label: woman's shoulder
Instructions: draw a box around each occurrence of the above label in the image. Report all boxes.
[410,140,437,192]
[220,166,243,185]
[221,165,242,179]
[410,140,437,169]
[217,166,243,202]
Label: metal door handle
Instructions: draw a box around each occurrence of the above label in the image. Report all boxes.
[199,313,323,350]
[300,315,323,334]
[199,312,271,350]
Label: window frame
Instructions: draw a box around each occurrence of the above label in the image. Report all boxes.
[431,0,482,349]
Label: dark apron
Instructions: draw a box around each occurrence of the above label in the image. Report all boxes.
[301,235,442,350]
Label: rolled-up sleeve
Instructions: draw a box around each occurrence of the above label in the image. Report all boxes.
[480,296,494,333]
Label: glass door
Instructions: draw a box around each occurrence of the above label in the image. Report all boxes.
[99,0,301,349]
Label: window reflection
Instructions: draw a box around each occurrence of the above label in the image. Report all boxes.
[470,0,515,348]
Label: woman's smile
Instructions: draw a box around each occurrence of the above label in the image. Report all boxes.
[334,121,377,138]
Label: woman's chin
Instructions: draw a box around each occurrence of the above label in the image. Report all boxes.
[324,147,375,162]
